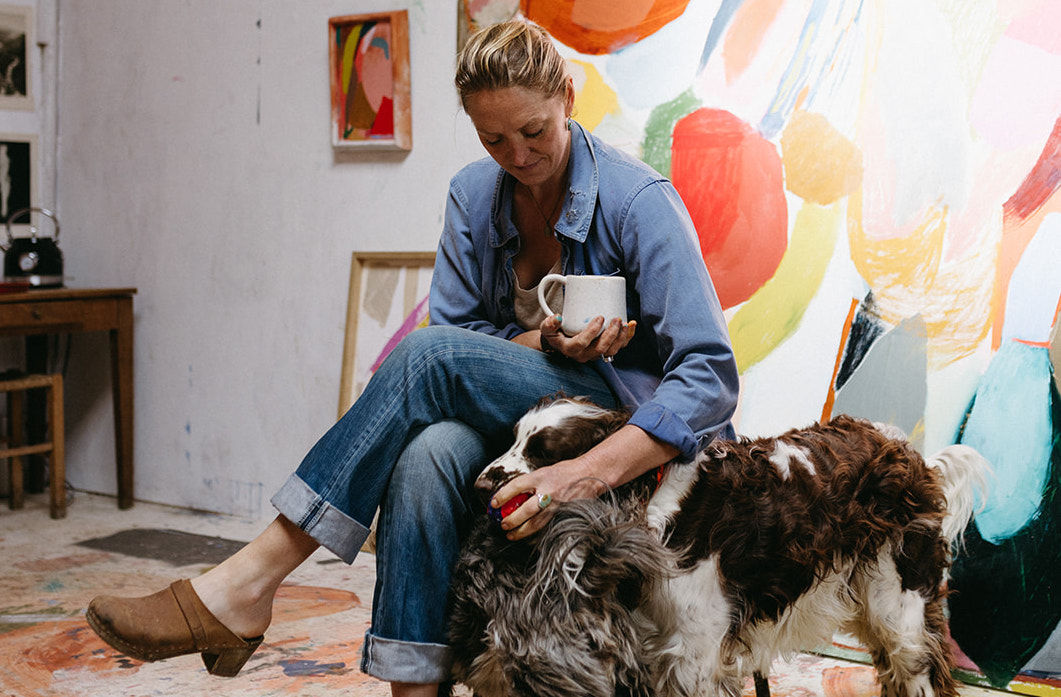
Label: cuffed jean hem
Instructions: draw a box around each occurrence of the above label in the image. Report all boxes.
[270,473,370,564]
[361,630,453,684]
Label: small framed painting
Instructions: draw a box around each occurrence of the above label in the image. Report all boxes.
[0,133,36,234]
[0,4,33,110]
[328,10,412,151]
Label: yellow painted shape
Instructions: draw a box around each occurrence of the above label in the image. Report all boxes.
[847,191,994,369]
[570,59,619,132]
[1009,679,1061,697]
[781,110,863,205]
[729,202,841,373]
[340,24,363,94]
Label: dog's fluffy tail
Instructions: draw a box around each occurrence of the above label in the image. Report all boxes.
[924,444,992,545]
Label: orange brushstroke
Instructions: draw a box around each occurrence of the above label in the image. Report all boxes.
[990,117,1061,349]
[272,584,362,624]
[990,196,1061,350]
[4,621,119,689]
[848,190,994,368]
[722,0,785,83]
[822,665,880,697]
[822,298,860,422]
[521,0,691,54]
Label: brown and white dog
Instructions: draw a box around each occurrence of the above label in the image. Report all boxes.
[447,396,989,697]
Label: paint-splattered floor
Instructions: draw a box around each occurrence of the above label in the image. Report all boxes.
[1,491,1002,697]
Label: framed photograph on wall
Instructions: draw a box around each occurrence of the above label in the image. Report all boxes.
[0,133,36,234]
[338,251,435,417]
[0,4,32,110]
[328,10,412,151]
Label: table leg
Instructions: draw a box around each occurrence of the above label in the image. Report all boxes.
[48,375,66,519]
[7,389,24,509]
[110,297,134,509]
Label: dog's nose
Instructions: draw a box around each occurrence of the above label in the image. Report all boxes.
[474,468,512,505]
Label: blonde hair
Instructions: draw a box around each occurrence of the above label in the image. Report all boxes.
[455,20,569,109]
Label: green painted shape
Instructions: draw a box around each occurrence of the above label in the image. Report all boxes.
[641,88,700,178]
[949,377,1061,687]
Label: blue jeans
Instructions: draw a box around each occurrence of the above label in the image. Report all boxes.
[270,325,616,683]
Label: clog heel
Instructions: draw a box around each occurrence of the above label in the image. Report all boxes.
[201,639,263,677]
[86,578,264,677]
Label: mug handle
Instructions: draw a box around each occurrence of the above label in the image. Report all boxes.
[537,274,566,318]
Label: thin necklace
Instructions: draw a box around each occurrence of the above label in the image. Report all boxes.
[524,183,564,235]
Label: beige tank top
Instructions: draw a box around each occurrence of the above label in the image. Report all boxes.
[514,259,563,331]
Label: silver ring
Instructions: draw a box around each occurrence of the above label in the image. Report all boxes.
[537,493,552,509]
[602,355,614,363]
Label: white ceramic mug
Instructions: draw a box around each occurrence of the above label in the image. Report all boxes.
[537,274,627,336]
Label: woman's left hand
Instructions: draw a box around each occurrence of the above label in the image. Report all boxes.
[540,315,637,363]
[489,460,603,540]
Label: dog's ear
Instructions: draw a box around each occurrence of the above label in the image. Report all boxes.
[531,499,673,608]
[593,406,632,440]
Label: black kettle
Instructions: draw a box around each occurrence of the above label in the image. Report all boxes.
[2,207,64,288]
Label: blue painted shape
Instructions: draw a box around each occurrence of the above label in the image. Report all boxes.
[833,315,927,449]
[961,341,1053,542]
[698,0,745,71]
[280,659,348,676]
[1002,212,1061,345]
[369,36,390,59]
[758,0,864,138]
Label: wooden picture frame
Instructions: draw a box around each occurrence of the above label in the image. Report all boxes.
[328,10,412,151]
[0,133,37,235]
[338,251,435,417]
[0,4,32,111]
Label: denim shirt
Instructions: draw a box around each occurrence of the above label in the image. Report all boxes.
[430,121,738,458]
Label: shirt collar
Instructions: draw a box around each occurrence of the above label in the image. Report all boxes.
[489,120,599,248]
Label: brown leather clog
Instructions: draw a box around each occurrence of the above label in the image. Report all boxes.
[86,579,263,677]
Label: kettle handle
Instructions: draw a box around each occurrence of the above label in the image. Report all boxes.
[4,207,61,247]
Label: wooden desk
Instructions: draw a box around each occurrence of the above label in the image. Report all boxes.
[0,287,136,508]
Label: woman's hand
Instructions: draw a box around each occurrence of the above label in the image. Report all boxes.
[489,459,605,540]
[487,424,679,541]
[539,314,636,363]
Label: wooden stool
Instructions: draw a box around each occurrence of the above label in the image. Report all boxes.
[1,373,65,519]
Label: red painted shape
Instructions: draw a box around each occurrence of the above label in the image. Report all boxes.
[1004,114,1061,221]
[670,108,788,309]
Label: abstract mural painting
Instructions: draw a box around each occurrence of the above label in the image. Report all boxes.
[481,0,1061,692]
[328,11,411,150]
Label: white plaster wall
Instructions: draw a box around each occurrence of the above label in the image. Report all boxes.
[54,1,482,516]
